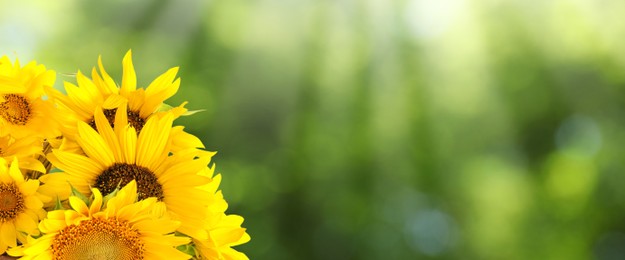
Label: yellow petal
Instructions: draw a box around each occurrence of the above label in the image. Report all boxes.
[76,121,115,166]
[141,68,180,117]
[91,66,113,96]
[23,196,43,210]
[136,114,173,169]
[170,126,205,150]
[33,250,54,260]
[145,67,179,97]
[63,82,95,118]
[18,180,39,196]
[0,222,17,247]
[64,210,85,225]
[210,227,248,247]
[106,180,137,213]
[121,50,136,94]
[114,102,129,135]
[0,81,26,93]
[221,248,250,260]
[38,216,65,234]
[8,158,24,183]
[126,88,145,112]
[75,70,102,104]
[119,124,137,164]
[102,94,127,109]
[143,244,191,260]
[14,213,37,234]
[94,107,122,162]
[90,188,103,215]
[21,235,53,255]
[133,218,179,235]
[16,158,46,174]
[97,55,119,94]
[69,196,89,216]
[48,149,104,179]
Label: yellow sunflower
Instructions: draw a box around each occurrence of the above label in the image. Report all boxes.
[49,51,202,151]
[0,158,47,255]
[0,56,59,139]
[193,167,250,260]
[8,180,191,259]
[41,106,215,239]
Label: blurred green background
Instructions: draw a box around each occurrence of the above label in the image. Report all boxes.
[2,0,625,259]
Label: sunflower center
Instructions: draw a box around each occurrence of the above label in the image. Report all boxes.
[94,163,163,201]
[0,183,25,222]
[88,108,146,133]
[52,218,144,260]
[0,94,32,125]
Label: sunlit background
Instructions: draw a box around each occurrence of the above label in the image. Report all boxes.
[2,0,625,259]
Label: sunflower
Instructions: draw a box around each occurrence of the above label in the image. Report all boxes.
[0,158,47,255]
[8,180,191,259]
[0,56,59,139]
[40,107,215,239]
[192,167,250,260]
[49,51,202,151]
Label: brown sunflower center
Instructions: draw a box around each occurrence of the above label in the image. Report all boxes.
[0,94,32,125]
[52,218,144,260]
[0,183,25,222]
[88,108,146,133]
[94,163,163,201]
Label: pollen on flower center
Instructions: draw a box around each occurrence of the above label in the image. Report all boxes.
[52,218,144,260]
[0,183,25,222]
[0,94,32,125]
[94,163,164,201]
[88,107,146,132]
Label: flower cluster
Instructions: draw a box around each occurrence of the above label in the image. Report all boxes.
[0,51,249,259]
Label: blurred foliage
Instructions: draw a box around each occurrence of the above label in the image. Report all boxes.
[3,0,625,259]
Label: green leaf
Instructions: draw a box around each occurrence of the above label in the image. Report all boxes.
[176,243,197,257]
[69,183,90,207]
[156,103,175,112]
[182,109,206,116]
[102,185,121,205]
[156,103,205,116]
[53,196,66,210]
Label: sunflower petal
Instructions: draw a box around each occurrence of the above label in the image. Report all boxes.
[94,107,122,162]
[121,50,137,94]
[0,222,17,247]
[136,114,173,169]
[76,121,115,167]
[69,196,89,216]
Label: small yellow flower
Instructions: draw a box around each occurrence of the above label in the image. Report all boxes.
[0,56,59,139]
[0,158,47,254]
[8,180,190,259]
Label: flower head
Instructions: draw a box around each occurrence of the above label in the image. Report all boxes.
[0,56,59,139]
[49,51,202,151]
[0,158,47,254]
[42,107,215,239]
[9,180,190,259]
